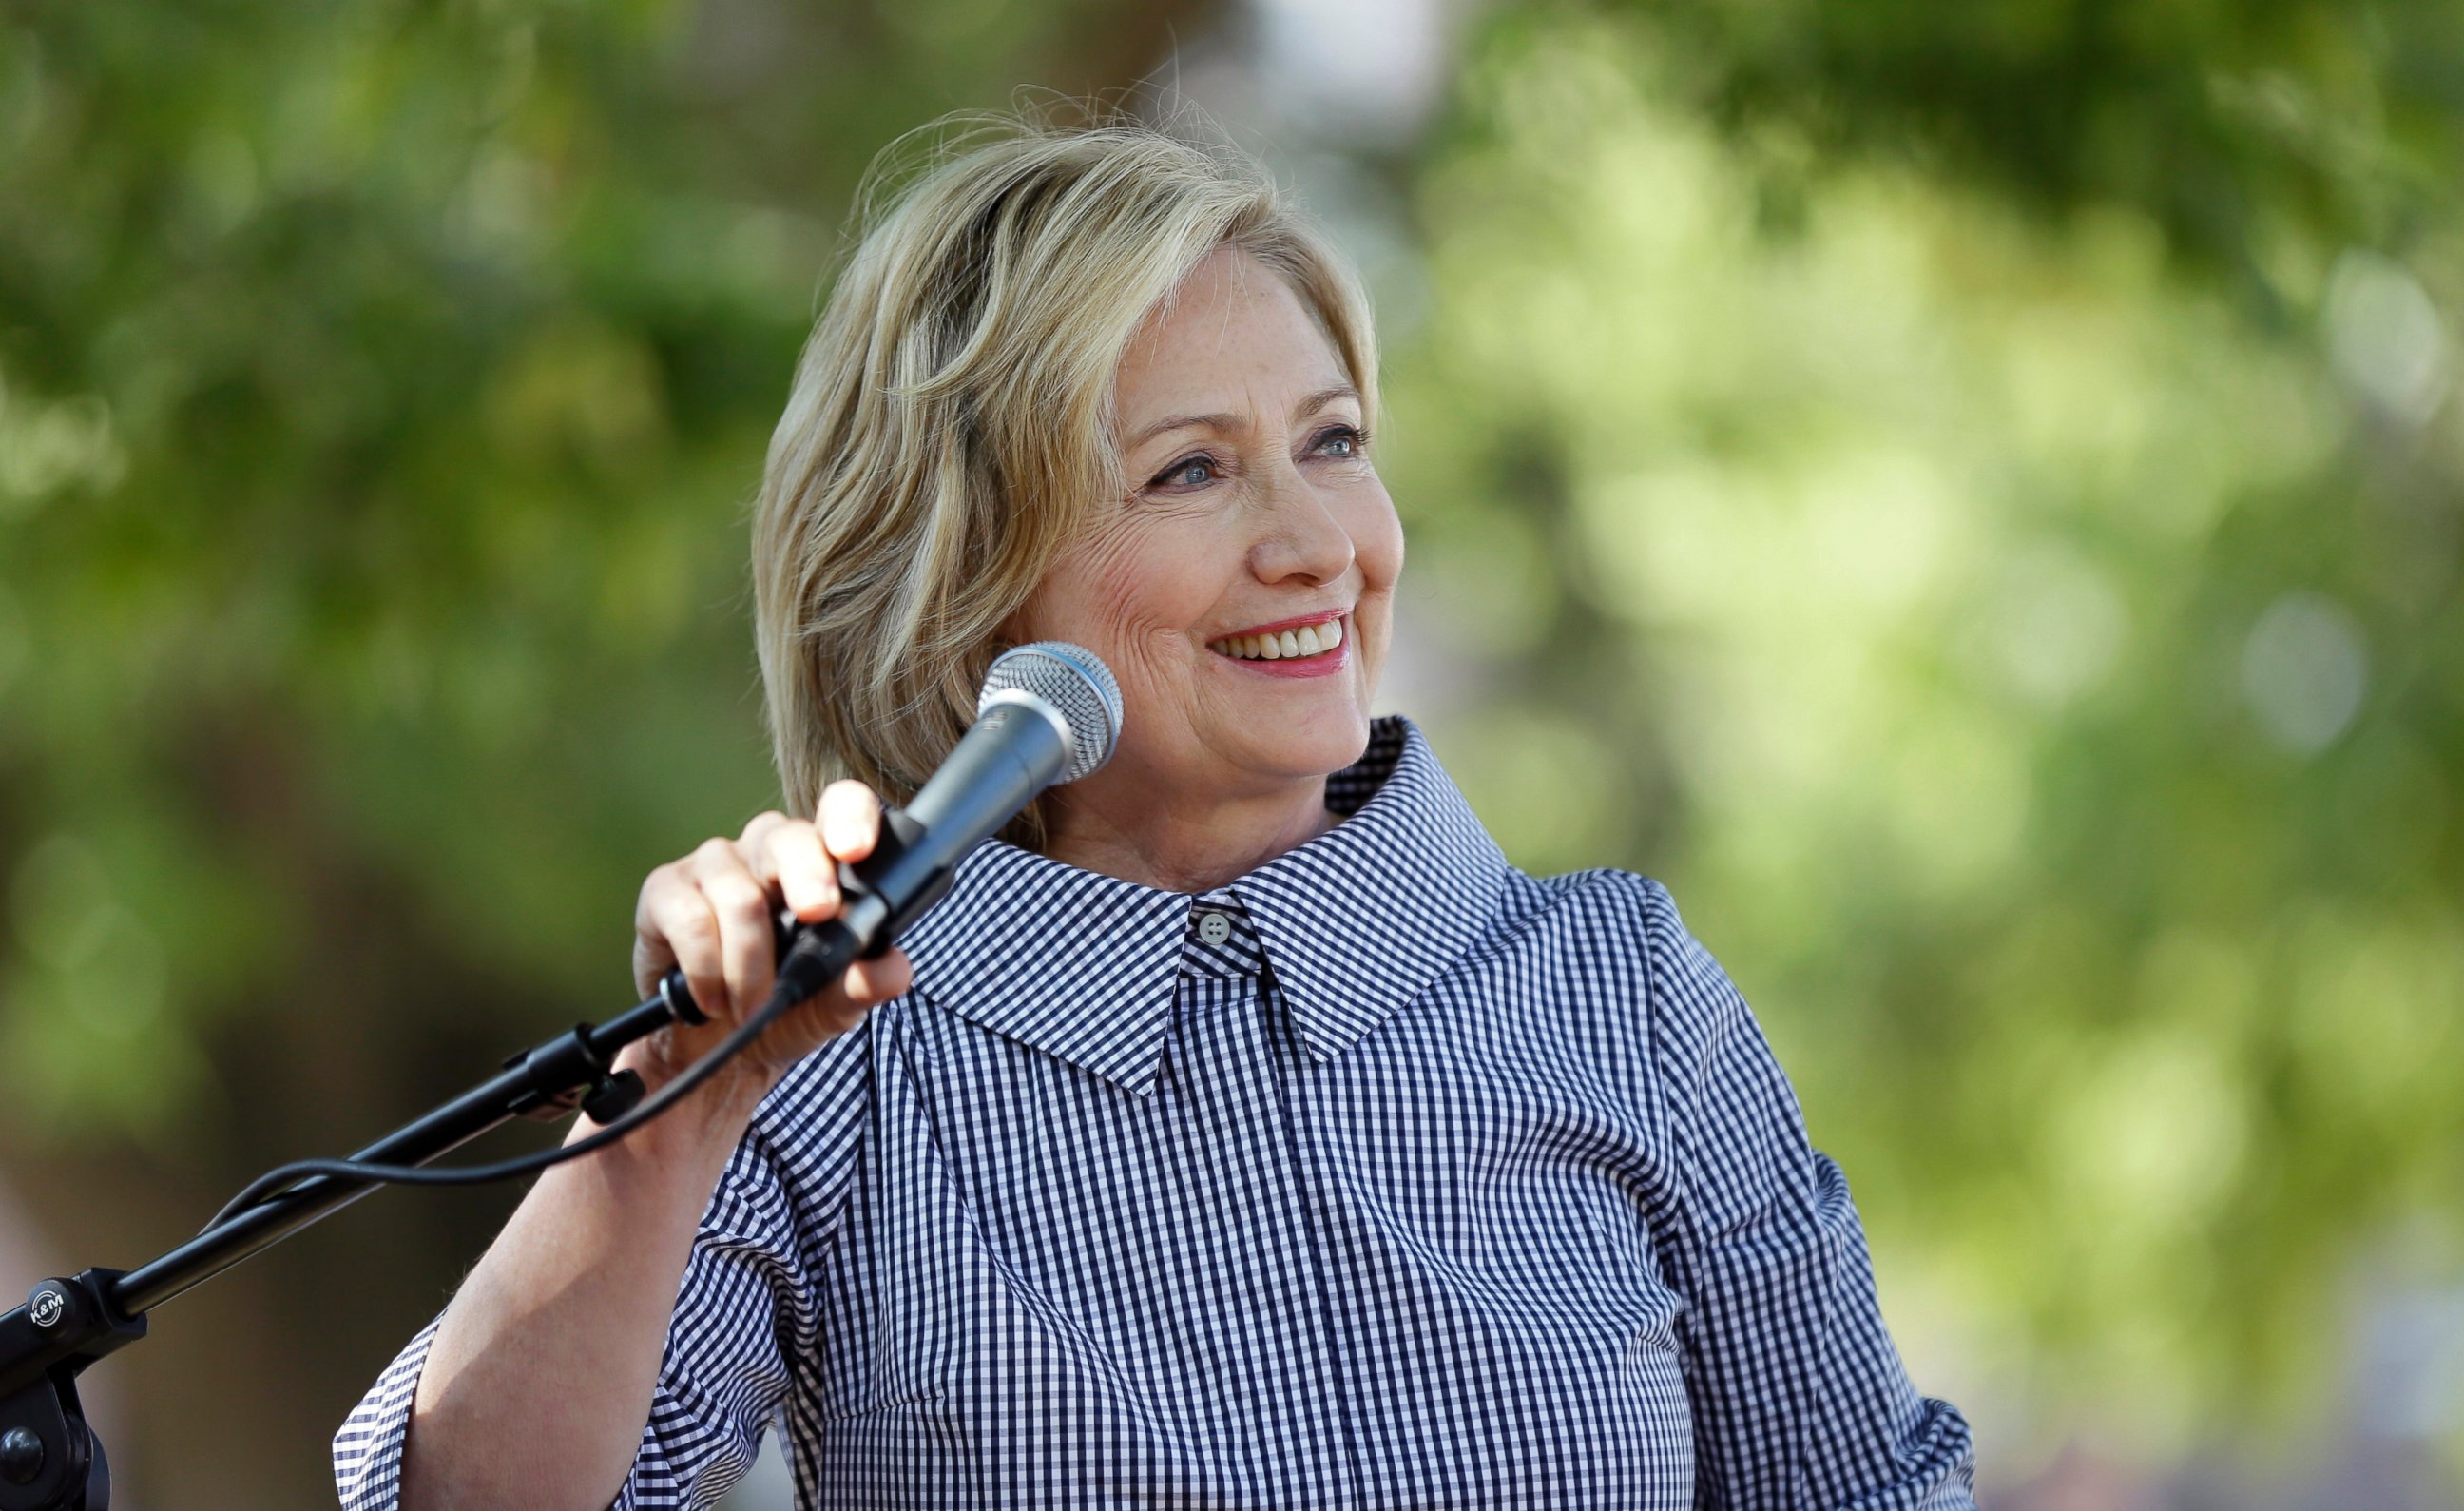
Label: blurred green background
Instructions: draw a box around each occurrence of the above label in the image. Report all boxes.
[3,0,2459,1505]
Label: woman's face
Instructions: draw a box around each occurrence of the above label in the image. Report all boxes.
[1006,245,1403,823]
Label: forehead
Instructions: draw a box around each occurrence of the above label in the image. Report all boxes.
[1114,247,1350,423]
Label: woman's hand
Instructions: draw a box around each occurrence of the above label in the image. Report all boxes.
[407,782,911,1511]
[621,778,914,1107]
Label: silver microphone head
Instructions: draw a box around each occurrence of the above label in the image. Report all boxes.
[979,642,1124,783]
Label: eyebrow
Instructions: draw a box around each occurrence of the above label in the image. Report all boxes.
[1126,384,1362,451]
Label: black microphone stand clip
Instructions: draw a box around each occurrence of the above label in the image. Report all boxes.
[0,1269,140,1510]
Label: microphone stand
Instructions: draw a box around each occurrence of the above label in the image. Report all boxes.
[0,812,940,1511]
[0,970,729,1511]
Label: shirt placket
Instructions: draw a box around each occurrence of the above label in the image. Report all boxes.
[1161,890,1368,1507]
[1172,890,1373,1507]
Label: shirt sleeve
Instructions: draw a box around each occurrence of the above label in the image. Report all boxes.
[331,1035,870,1511]
[605,1121,816,1509]
[334,1308,446,1510]
[1631,876,1978,1509]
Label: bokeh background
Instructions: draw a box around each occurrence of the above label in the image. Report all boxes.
[4,0,2461,1506]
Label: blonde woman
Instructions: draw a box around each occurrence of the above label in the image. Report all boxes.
[335,107,1977,1509]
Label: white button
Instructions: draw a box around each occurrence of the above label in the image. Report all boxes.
[1196,910,1233,945]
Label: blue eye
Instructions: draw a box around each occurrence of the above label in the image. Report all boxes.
[1152,454,1218,490]
[1315,424,1369,458]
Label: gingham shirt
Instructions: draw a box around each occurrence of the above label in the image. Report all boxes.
[335,714,1976,1509]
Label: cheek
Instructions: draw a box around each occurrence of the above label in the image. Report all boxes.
[1027,514,1229,656]
[1358,493,1405,586]
[1338,481,1405,602]
[1346,488,1406,666]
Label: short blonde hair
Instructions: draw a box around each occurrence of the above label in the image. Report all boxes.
[751,100,1380,848]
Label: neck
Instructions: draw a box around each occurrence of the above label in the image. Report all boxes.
[1041,775,1339,894]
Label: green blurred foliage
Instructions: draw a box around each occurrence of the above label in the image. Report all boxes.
[1579,0,2464,294]
[1396,6,2463,1465]
[0,0,1189,1140]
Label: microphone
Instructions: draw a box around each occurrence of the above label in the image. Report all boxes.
[655,640,1125,1021]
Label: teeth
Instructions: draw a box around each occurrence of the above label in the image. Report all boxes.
[1209,618,1347,662]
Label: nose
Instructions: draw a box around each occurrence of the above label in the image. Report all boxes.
[1249,460,1356,587]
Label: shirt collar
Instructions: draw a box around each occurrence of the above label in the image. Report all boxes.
[895,714,1511,1095]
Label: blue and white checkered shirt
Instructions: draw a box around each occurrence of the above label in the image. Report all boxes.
[335,714,1976,1508]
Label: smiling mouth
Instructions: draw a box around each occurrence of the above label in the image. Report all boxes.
[1207,616,1346,662]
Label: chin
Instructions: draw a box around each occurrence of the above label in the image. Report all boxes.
[1260,712,1373,781]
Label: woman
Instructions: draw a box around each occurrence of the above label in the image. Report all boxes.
[335,108,1977,1509]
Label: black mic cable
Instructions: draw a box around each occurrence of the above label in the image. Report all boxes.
[200,641,1123,1230]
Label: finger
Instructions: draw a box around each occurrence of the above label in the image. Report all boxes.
[841,946,913,1006]
[731,810,791,910]
[818,779,883,862]
[631,926,677,1001]
[641,864,727,1022]
[761,820,839,922]
[736,808,790,848]
[690,839,777,1021]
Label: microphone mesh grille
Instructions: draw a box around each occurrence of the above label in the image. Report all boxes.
[979,642,1123,784]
